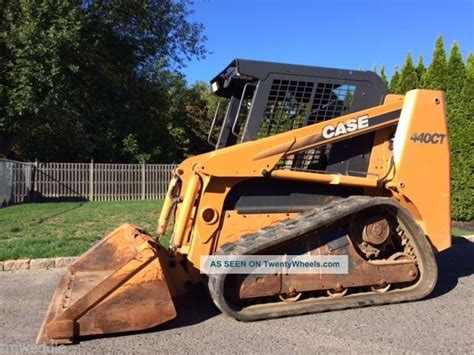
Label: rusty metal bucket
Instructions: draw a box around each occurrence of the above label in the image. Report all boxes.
[36,224,176,344]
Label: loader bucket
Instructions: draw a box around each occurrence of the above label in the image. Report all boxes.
[36,224,176,344]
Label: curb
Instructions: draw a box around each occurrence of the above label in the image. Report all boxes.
[0,256,78,272]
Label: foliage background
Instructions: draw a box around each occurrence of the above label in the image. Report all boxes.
[384,37,473,221]
[0,0,211,163]
[0,3,471,221]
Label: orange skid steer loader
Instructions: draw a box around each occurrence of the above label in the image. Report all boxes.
[37,59,450,344]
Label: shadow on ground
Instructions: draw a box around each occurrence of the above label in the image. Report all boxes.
[34,202,85,226]
[429,237,474,298]
[81,283,220,343]
[161,284,221,329]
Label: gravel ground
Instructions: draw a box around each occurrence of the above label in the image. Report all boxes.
[0,238,473,354]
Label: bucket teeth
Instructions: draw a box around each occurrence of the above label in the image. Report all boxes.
[36,224,177,344]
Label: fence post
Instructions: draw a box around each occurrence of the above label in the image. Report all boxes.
[89,159,94,201]
[31,159,38,202]
[141,163,145,200]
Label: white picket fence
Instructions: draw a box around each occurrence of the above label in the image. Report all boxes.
[0,159,177,205]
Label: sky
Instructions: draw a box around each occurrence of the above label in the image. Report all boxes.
[182,0,474,84]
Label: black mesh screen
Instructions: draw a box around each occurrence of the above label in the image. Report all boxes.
[307,83,356,124]
[257,80,357,172]
[257,79,314,138]
[258,80,356,139]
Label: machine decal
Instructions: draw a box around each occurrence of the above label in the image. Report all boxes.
[321,109,401,140]
[410,132,447,144]
[322,115,369,139]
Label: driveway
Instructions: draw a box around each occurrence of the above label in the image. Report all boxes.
[0,238,473,354]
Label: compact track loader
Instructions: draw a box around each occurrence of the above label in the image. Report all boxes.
[37,59,451,344]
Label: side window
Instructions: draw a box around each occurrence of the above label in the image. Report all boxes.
[257,80,357,139]
[307,83,357,124]
[269,81,358,173]
[257,79,314,138]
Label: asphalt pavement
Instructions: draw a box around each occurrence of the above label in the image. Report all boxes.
[0,238,473,354]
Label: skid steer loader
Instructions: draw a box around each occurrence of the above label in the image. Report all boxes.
[37,59,450,344]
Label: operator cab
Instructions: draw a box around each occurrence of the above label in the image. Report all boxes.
[208,59,389,176]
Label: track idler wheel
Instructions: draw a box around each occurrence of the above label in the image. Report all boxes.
[278,287,302,303]
[326,285,348,298]
[370,252,413,293]
[362,217,391,245]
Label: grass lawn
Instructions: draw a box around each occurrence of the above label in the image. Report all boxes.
[452,227,472,238]
[0,201,472,261]
[0,200,163,261]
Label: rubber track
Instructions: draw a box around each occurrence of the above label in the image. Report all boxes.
[207,196,438,321]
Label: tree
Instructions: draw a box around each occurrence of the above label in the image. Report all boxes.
[421,36,447,90]
[385,38,472,220]
[0,0,207,161]
[397,53,418,94]
[415,55,426,83]
[165,77,213,161]
[462,54,474,118]
[444,43,469,220]
[451,53,473,220]
[81,0,206,71]
[446,42,466,99]
[122,134,151,164]
[0,1,85,158]
[389,67,401,94]
[380,65,388,86]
